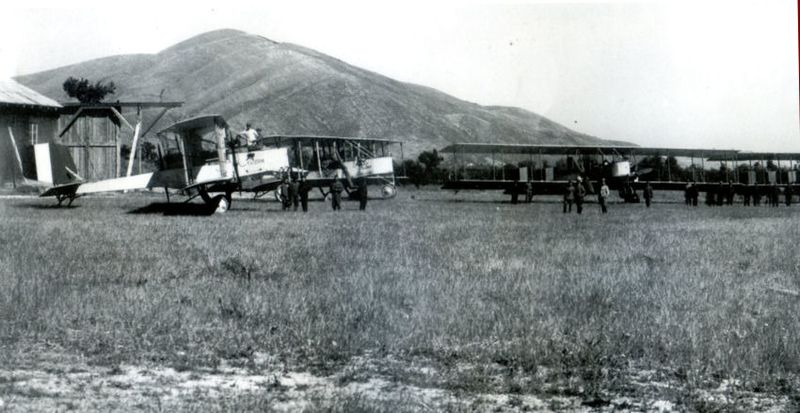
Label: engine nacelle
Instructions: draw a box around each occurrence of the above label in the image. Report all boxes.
[611,161,631,177]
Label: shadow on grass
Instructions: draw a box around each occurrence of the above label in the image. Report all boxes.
[14,202,81,210]
[128,202,216,216]
[416,198,563,204]
[127,202,291,215]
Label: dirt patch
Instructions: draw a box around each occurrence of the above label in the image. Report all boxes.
[0,351,794,412]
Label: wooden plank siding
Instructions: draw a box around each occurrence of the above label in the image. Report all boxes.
[56,114,119,180]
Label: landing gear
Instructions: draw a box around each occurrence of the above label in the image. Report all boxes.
[381,184,397,199]
[197,185,234,214]
[55,194,77,207]
[211,194,231,214]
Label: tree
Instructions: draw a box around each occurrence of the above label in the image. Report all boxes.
[62,77,116,103]
[418,149,443,171]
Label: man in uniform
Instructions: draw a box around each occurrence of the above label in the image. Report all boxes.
[643,181,654,208]
[598,178,609,213]
[728,182,736,205]
[785,185,793,206]
[525,181,534,203]
[279,178,290,211]
[510,179,519,204]
[716,182,725,206]
[563,181,575,213]
[358,177,368,211]
[743,184,751,206]
[753,183,761,206]
[684,180,691,206]
[299,176,311,212]
[330,178,344,211]
[289,177,300,211]
[771,183,780,207]
[575,177,586,214]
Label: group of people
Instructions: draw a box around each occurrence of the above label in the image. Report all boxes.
[278,175,312,212]
[561,178,656,213]
[329,177,369,211]
[278,175,370,212]
[684,181,794,207]
[563,177,615,214]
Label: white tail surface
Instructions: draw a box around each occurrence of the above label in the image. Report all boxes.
[76,173,155,194]
[34,143,53,184]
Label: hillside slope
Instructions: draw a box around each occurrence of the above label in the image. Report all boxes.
[17,29,630,156]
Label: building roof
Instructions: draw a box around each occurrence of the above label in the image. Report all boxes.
[0,79,62,108]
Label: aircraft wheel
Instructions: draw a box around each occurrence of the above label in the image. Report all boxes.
[212,194,231,214]
[381,184,397,199]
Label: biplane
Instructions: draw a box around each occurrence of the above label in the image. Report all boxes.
[31,115,290,213]
[440,143,800,202]
[252,135,404,201]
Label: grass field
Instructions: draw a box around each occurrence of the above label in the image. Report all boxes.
[0,188,798,411]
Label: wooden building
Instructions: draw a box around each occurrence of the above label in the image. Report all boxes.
[0,79,62,187]
[56,101,183,181]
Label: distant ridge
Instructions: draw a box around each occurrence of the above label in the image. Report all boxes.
[17,29,631,156]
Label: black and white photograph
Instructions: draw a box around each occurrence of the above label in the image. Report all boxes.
[1,0,799,411]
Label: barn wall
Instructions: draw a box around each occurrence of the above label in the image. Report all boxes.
[0,109,60,187]
[56,114,119,181]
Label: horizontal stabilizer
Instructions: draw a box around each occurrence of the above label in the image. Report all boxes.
[76,173,155,194]
[40,182,82,197]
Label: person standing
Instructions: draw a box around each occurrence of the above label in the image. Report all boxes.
[358,177,368,211]
[753,183,761,206]
[525,181,534,203]
[684,180,691,206]
[771,183,780,207]
[575,178,586,214]
[279,178,290,211]
[598,179,609,213]
[299,176,311,212]
[289,177,300,211]
[563,181,575,213]
[330,178,344,211]
[726,182,735,205]
[643,181,654,208]
[240,123,259,146]
[743,184,751,206]
[690,181,699,206]
[785,185,793,206]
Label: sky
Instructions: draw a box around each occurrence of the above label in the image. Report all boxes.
[1,0,798,152]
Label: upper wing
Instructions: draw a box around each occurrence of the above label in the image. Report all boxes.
[439,143,739,158]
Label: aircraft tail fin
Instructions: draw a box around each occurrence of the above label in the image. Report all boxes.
[6,126,80,187]
[32,142,80,185]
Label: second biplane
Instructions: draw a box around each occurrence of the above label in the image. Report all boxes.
[440,143,800,202]
[253,135,404,201]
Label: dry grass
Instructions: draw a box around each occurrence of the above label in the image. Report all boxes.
[1,188,799,409]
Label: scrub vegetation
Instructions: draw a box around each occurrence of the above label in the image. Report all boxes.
[0,189,798,411]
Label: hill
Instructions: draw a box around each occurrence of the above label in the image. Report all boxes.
[17,29,631,157]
